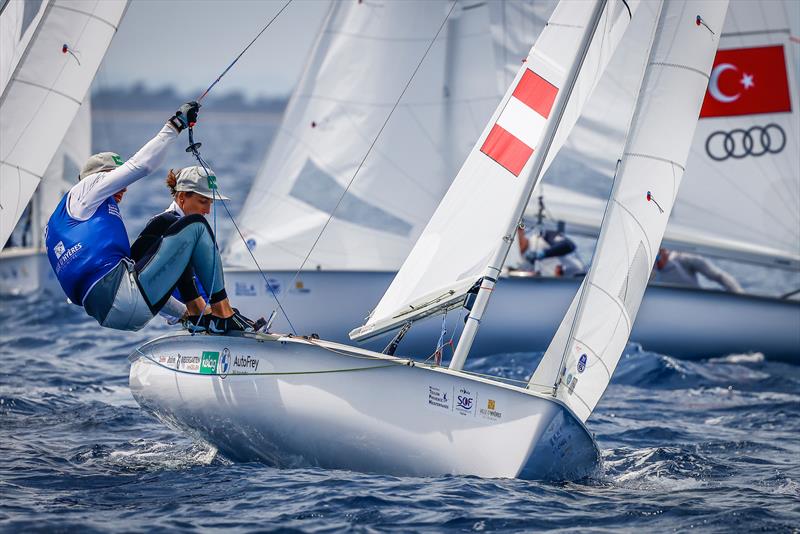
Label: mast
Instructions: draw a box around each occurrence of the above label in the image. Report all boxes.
[449,0,608,371]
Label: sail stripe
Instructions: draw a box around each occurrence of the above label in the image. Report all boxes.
[511,68,558,118]
[480,68,557,176]
[480,124,533,176]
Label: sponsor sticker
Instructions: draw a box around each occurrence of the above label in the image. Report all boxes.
[54,241,66,258]
[479,398,503,422]
[219,348,231,377]
[235,282,257,297]
[157,354,178,368]
[200,351,219,374]
[231,354,259,373]
[180,354,201,372]
[577,353,587,373]
[454,386,476,416]
[427,385,451,411]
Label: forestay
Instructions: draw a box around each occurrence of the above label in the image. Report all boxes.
[224,0,513,272]
[529,0,800,270]
[351,0,639,342]
[529,0,729,423]
[0,0,127,248]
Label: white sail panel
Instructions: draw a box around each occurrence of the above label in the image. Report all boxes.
[224,0,510,272]
[530,0,729,422]
[0,0,127,248]
[1,0,48,95]
[351,0,639,341]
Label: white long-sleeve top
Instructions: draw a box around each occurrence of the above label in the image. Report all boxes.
[67,123,178,220]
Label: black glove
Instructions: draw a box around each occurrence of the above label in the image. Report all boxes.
[168,101,201,132]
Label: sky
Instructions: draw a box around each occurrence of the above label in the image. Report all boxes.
[95,0,330,99]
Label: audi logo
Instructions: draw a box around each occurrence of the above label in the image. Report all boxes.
[705,123,786,161]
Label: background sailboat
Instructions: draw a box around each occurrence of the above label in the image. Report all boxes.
[223,0,798,361]
[0,0,128,294]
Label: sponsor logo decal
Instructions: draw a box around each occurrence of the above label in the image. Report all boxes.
[427,385,450,411]
[577,354,587,373]
[705,124,785,161]
[235,281,257,297]
[479,398,503,421]
[108,203,122,219]
[111,154,124,165]
[232,354,259,373]
[158,354,178,368]
[54,242,83,273]
[219,348,230,376]
[180,354,200,372]
[455,387,475,416]
[54,241,66,258]
[200,351,219,374]
[265,279,281,295]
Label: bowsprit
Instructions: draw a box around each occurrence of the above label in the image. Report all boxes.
[705,123,786,161]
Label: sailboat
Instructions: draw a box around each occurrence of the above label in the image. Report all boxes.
[0,0,128,295]
[129,0,727,479]
[223,0,799,362]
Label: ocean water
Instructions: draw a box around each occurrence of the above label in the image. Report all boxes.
[1,113,798,532]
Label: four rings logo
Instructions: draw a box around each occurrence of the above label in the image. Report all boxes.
[705,123,786,161]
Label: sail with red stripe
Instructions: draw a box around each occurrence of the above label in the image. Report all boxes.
[351,0,639,342]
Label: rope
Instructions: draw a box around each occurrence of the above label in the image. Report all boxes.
[286,1,458,293]
[196,0,294,102]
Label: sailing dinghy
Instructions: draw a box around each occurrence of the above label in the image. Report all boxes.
[130,0,727,479]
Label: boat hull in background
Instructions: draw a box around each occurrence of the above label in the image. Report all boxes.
[224,270,800,362]
[0,249,59,296]
[129,333,599,480]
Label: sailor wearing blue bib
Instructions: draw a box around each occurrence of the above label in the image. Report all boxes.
[45,102,256,333]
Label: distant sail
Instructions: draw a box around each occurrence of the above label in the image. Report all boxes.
[532,0,800,270]
[351,0,639,342]
[0,0,127,248]
[529,0,730,423]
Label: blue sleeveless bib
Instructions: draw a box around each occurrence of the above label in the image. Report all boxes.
[45,194,131,304]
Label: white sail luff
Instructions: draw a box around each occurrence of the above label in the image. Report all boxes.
[530,0,730,422]
[448,0,609,371]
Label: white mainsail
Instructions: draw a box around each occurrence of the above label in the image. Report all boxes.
[351,0,639,342]
[0,0,127,248]
[532,0,800,270]
[529,0,729,423]
[223,1,556,272]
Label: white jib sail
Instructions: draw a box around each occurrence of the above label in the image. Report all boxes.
[224,0,501,272]
[529,0,730,424]
[0,0,127,248]
[529,0,800,270]
[351,0,639,342]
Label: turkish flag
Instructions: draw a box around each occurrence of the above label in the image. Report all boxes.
[699,45,792,118]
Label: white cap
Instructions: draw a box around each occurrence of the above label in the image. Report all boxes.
[175,166,230,200]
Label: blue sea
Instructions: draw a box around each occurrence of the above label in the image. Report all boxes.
[0,112,798,532]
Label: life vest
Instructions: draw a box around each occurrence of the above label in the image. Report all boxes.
[45,193,131,304]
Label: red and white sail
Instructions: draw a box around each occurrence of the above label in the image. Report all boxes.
[351,0,639,341]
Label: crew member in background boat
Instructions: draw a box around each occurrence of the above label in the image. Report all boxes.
[130,166,220,327]
[652,247,743,293]
[515,221,585,277]
[44,102,257,334]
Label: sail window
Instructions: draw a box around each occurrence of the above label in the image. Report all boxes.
[289,158,412,237]
[20,0,44,38]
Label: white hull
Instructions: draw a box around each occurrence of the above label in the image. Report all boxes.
[225,270,800,363]
[129,333,599,480]
[0,248,60,297]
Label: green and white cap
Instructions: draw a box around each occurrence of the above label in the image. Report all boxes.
[79,152,124,180]
[175,165,229,200]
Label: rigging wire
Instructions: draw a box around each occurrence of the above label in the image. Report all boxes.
[285,1,458,294]
[196,0,294,102]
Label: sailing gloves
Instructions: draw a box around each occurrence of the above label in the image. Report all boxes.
[168,101,201,132]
